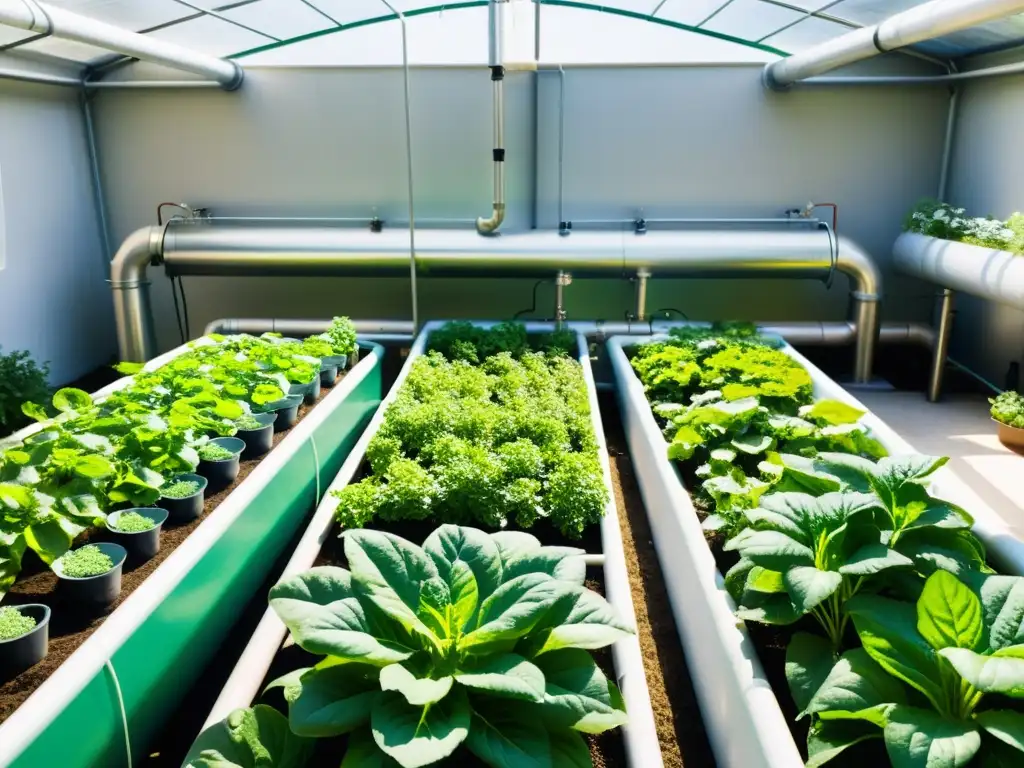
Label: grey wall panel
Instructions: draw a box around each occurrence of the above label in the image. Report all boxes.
[0,74,112,385]
[945,52,1024,387]
[93,65,946,353]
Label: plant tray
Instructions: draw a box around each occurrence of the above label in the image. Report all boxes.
[606,332,1024,768]
[192,321,664,767]
[0,341,385,768]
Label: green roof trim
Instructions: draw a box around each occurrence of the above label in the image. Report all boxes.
[228,0,789,61]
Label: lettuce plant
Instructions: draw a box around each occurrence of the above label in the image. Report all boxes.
[991,391,1024,429]
[905,198,1024,254]
[324,316,358,358]
[267,525,632,767]
[185,705,312,768]
[788,570,1024,767]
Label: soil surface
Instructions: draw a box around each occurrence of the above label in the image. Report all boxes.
[0,369,349,725]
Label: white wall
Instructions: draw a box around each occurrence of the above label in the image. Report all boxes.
[92,58,949,354]
[0,55,113,385]
[945,47,1024,388]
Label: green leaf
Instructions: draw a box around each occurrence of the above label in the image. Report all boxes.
[424,524,503,605]
[526,586,634,655]
[371,688,470,768]
[872,456,949,506]
[503,547,587,587]
[288,664,378,737]
[746,566,786,594]
[847,594,945,710]
[341,727,401,767]
[24,518,73,565]
[52,388,92,414]
[462,574,570,650]
[113,361,144,375]
[812,453,878,493]
[269,567,415,665]
[805,649,906,725]
[802,400,866,426]
[839,544,914,576]
[776,454,843,495]
[534,649,629,734]
[883,705,980,768]
[917,570,984,652]
[548,729,592,768]
[732,433,774,454]
[73,454,114,479]
[490,531,542,569]
[971,574,1024,651]
[20,402,49,423]
[786,632,836,712]
[783,567,843,614]
[668,426,704,460]
[454,653,545,702]
[939,645,1024,697]
[465,700,553,768]
[724,529,814,571]
[976,710,1024,754]
[183,705,313,768]
[895,528,986,578]
[806,720,882,768]
[379,664,453,707]
[344,530,441,640]
[735,591,803,625]
[725,557,756,602]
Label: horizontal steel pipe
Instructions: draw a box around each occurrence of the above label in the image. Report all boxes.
[765,0,1024,89]
[162,225,836,280]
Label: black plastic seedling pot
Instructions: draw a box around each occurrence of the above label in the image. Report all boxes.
[320,364,338,388]
[304,375,321,405]
[160,473,208,523]
[268,394,302,431]
[53,542,127,609]
[198,437,245,493]
[0,604,50,680]
[237,412,277,459]
[105,507,169,562]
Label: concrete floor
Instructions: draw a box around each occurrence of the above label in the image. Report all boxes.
[851,389,1024,538]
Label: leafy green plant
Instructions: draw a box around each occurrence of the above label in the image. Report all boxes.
[324,316,358,358]
[787,570,1024,767]
[334,331,607,538]
[199,444,236,462]
[111,511,156,533]
[905,198,1024,254]
[0,605,36,640]
[235,415,264,431]
[266,525,632,767]
[0,348,50,438]
[990,391,1024,428]
[185,705,312,768]
[58,544,113,577]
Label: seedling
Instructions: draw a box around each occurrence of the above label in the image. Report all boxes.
[162,479,202,499]
[0,606,36,641]
[59,545,114,578]
[111,511,156,533]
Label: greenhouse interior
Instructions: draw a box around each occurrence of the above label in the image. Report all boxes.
[7,0,1024,766]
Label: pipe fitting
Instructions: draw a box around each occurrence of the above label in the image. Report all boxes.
[110,225,166,362]
[476,203,506,235]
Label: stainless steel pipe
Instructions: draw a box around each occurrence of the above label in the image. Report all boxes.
[477,0,507,234]
[111,224,883,380]
[928,289,956,402]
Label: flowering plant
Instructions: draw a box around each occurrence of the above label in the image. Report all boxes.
[904,199,1024,254]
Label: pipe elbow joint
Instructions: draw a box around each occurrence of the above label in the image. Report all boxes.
[835,235,882,302]
[109,225,166,287]
[476,203,506,235]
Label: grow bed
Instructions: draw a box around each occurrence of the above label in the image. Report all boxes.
[608,331,1024,768]
[187,321,663,768]
[0,340,383,768]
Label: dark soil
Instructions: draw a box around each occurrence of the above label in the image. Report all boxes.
[0,368,350,725]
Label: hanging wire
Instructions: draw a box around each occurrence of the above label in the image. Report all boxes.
[177,277,191,341]
[105,660,132,768]
[170,276,185,345]
[378,0,419,333]
[513,279,551,320]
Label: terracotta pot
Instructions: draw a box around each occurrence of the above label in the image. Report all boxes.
[995,419,1024,454]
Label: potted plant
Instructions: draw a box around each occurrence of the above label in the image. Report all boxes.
[52,543,127,608]
[990,390,1024,452]
[323,316,357,370]
[263,393,303,432]
[0,604,50,679]
[105,508,169,561]
[197,437,246,492]
[159,473,208,523]
[234,412,276,459]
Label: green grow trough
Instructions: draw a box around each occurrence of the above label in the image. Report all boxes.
[0,341,384,768]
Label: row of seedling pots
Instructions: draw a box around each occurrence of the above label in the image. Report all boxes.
[0,407,289,682]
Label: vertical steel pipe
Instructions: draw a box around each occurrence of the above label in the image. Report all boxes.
[928,288,956,402]
[109,226,165,362]
[477,0,507,233]
[634,268,651,322]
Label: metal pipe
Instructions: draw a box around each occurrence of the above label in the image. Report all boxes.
[764,0,1024,89]
[84,80,223,89]
[798,58,1024,85]
[0,1,243,89]
[109,225,165,364]
[0,66,79,86]
[835,235,882,383]
[81,91,111,272]
[112,225,883,367]
[204,318,417,336]
[634,268,650,322]
[554,270,571,328]
[476,0,507,234]
[378,0,419,331]
[928,288,956,402]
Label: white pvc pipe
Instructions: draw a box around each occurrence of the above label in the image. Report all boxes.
[894,232,1024,310]
[0,0,243,89]
[0,343,385,766]
[200,321,664,767]
[765,0,1024,89]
